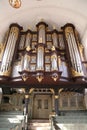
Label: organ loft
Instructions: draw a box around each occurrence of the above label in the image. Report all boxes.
[0,21,87,120]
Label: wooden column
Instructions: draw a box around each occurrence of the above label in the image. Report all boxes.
[54,95,59,115]
[24,89,29,130]
[54,89,59,115]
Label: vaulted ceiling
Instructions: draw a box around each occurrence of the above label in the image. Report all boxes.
[0,0,87,44]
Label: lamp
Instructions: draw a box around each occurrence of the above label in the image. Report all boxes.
[9,0,21,8]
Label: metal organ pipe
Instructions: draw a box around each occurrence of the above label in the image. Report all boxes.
[23,54,30,71]
[25,33,31,48]
[37,47,44,70]
[68,33,76,70]
[70,33,79,72]
[64,26,84,77]
[52,32,58,48]
[59,35,65,49]
[7,28,17,65]
[51,54,58,71]
[38,25,45,44]
[70,33,82,73]
[36,23,47,71]
[0,25,21,76]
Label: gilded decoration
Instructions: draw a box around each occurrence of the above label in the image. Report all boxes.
[36,75,43,82]
[25,95,29,99]
[65,27,73,39]
[0,67,11,76]
[26,45,31,51]
[11,27,19,37]
[50,88,55,94]
[29,88,34,94]
[51,54,57,60]
[51,46,56,51]
[71,68,84,77]
[55,95,59,99]
[38,25,45,30]
[22,75,28,81]
[0,43,5,61]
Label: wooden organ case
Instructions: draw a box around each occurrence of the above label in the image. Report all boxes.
[0,21,87,89]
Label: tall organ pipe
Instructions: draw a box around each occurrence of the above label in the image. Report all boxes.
[0,24,22,77]
[62,24,84,77]
[52,31,58,48]
[36,22,48,71]
[51,53,58,71]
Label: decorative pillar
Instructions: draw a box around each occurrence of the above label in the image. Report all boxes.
[24,89,29,130]
[52,94,55,111]
[75,94,78,109]
[54,89,59,115]
[54,95,59,115]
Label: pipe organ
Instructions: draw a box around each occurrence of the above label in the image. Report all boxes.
[0,21,86,83]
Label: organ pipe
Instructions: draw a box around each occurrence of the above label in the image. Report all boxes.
[0,24,22,77]
[51,46,58,71]
[63,25,84,77]
[58,34,65,49]
[36,22,48,44]
[52,32,58,48]
[23,54,30,71]
[36,22,48,71]
[25,32,32,50]
[36,46,44,70]
[38,25,45,44]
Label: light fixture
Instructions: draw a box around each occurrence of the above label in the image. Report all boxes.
[9,0,21,8]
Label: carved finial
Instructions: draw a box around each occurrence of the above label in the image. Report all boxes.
[22,75,28,81]
[26,46,31,51]
[40,18,44,22]
[59,88,63,94]
[53,25,56,30]
[29,88,34,94]
[28,26,31,30]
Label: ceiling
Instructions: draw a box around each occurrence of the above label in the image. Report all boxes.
[0,0,87,44]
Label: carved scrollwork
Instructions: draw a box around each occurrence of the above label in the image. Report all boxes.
[71,68,84,77]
